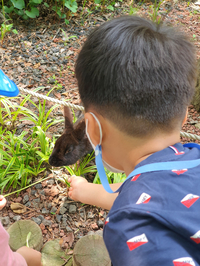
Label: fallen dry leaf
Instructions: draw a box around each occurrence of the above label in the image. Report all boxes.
[64,232,74,248]
[10,202,27,214]
[67,250,73,255]
[44,187,59,197]
[59,238,64,247]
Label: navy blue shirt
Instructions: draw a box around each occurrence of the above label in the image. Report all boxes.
[103,143,200,266]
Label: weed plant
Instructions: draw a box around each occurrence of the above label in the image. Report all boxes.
[65,152,97,177]
[0,128,45,193]
[0,88,62,193]
[93,168,127,184]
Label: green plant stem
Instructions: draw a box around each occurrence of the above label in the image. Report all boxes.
[3,176,51,197]
[1,0,5,18]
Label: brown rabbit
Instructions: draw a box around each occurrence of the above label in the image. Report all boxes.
[49,106,92,167]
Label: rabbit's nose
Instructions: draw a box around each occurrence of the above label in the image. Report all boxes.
[49,156,56,166]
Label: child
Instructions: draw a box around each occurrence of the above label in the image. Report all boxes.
[0,70,42,266]
[68,16,199,265]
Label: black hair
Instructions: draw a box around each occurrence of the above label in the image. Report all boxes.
[75,16,197,136]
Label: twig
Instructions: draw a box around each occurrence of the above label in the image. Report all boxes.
[61,256,72,266]
[42,28,47,34]
[4,176,52,198]
[53,28,61,41]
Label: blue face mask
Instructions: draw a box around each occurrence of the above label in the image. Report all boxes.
[86,112,124,174]
[0,69,19,97]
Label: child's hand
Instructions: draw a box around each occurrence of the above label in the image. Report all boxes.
[68,175,88,202]
[16,246,42,266]
[0,195,6,210]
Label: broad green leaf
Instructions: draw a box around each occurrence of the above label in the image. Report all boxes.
[44,2,49,7]
[4,6,14,13]
[11,0,25,10]
[65,0,78,13]
[14,9,24,16]
[25,7,39,18]
[107,5,114,11]
[32,0,43,3]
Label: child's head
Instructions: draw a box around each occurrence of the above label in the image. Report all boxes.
[75,16,197,137]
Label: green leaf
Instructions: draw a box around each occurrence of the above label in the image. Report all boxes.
[56,9,62,17]
[64,0,78,13]
[4,6,14,13]
[94,0,101,4]
[12,29,18,34]
[1,157,16,179]
[65,166,75,176]
[32,0,43,3]
[22,14,29,19]
[65,19,69,25]
[44,2,49,7]
[107,5,114,11]
[14,9,24,16]
[11,0,25,10]
[26,232,32,247]
[25,7,39,18]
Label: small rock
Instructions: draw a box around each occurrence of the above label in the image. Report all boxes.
[23,195,29,204]
[68,205,76,214]
[37,215,44,222]
[61,217,67,227]
[35,184,42,189]
[49,78,56,84]
[59,206,67,215]
[97,220,104,228]
[87,212,94,219]
[47,179,54,185]
[47,203,52,209]
[66,226,72,232]
[62,202,69,209]
[31,190,37,196]
[39,190,45,195]
[50,206,57,213]
[80,212,85,219]
[56,215,62,223]
[25,201,31,207]
[13,215,21,221]
[42,219,52,226]
[42,208,49,214]
[32,217,42,225]
[1,216,10,226]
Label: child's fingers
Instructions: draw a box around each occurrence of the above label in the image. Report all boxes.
[68,175,76,183]
[0,196,7,210]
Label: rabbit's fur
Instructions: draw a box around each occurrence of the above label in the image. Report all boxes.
[49,106,92,167]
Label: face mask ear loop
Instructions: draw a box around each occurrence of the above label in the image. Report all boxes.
[89,112,102,145]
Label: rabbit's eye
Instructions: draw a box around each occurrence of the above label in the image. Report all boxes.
[65,146,73,154]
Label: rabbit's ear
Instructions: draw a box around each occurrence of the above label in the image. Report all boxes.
[64,106,73,129]
[74,118,86,140]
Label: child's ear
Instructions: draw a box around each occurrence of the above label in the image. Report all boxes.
[182,108,188,126]
[85,112,101,146]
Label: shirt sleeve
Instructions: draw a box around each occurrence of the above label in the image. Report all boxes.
[0,222,27,266]
[103,208,198,266]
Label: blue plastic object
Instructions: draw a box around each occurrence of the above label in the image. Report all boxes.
[0,69,19,97]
